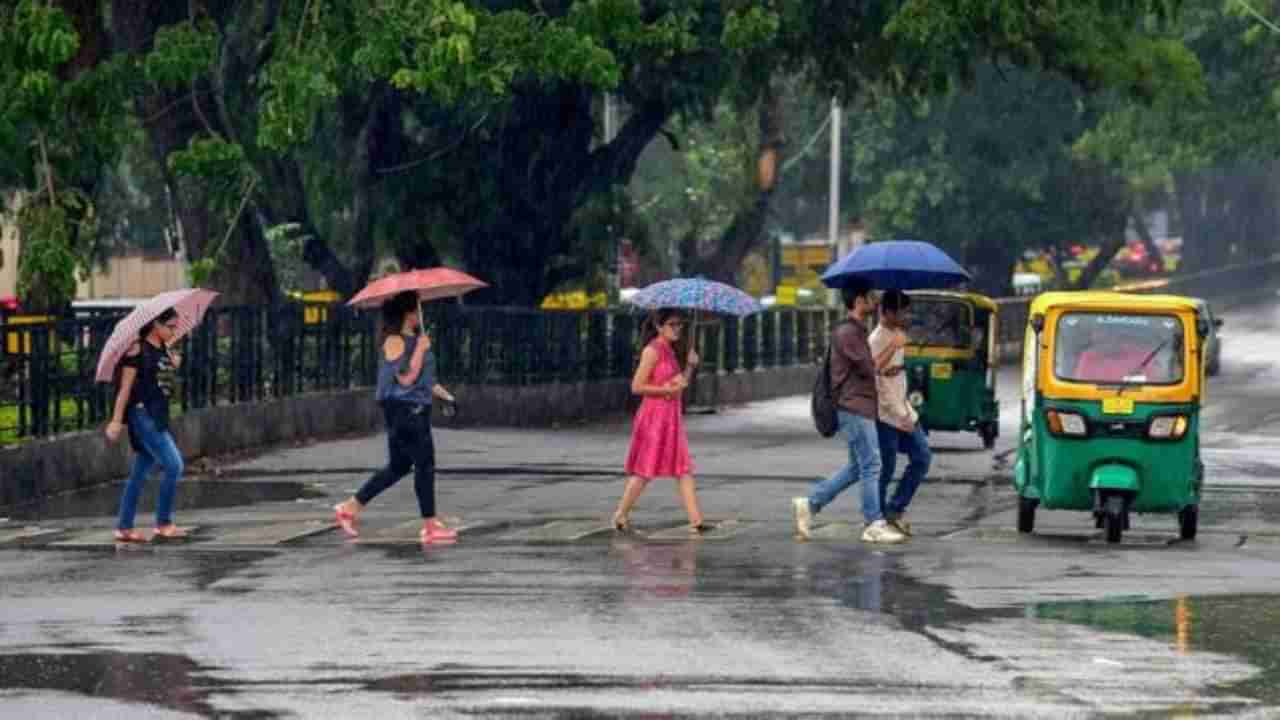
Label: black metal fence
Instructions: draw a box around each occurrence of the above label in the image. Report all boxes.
[0,304,844,444]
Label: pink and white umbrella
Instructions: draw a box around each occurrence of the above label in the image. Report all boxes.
[94,288,219,383]
[346,267,488,309]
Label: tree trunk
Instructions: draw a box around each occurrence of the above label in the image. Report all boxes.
[1072,225,1128,290]
[963,240,1018,297]
[1130,211,1163,271]
[1174,171,1209,273]
[113,0,282,305]
[686,80,785,284]
[460,88,671,305]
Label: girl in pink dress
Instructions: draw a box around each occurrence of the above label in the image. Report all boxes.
[611,309,709,534]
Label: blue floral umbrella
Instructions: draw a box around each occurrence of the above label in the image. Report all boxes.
[821,240,970,290]
[626,278,763,317]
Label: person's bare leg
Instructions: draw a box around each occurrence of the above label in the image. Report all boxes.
[336,497,364,517]
[677,475,705,527]
[612,476,648,529]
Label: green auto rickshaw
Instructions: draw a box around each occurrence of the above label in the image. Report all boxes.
[902,291,1001,449]
[1014,292,1206,544]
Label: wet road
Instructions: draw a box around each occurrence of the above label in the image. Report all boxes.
[3,300,1280,718]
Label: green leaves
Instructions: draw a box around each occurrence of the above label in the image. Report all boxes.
[168,136,255,211]
[143,20,218,89]
[1,0,79,123]
[15,191,95,314]
[260,44,340,152]
[722,6,781,53]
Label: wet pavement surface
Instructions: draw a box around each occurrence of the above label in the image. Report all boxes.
[4,301,1280,717]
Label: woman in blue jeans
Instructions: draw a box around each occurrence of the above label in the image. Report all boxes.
[105,308,188,543]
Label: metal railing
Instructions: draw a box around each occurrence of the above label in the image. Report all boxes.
[6,253,1276,444]
[1,304,841,443]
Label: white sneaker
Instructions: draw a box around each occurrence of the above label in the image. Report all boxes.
[861,519,906,544]
[792,497,813,539]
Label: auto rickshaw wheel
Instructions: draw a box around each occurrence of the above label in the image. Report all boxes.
[1103,495,1126,544]
[1179,505,1199,541]
[1017,497,1037,534]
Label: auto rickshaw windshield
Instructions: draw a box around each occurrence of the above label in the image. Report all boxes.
[906,299,971,347]
[1054,312,1185,385]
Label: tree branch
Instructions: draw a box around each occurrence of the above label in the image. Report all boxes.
[376,112,490,175]
[37,131,56,200]
[216,175,258,257]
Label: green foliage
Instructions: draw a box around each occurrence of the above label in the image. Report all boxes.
[143,19,218,89]
[15,192,93,312]
[0,1,79,126]
[842,63,1133,293]
[629,100,760,270]
[722,6,781,53]
[168,136,253,206]
[260,39,341,152]
[0,1,135,312]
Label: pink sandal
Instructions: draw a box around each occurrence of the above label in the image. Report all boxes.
[113,529,147,543]
[152,525,191,541]
[420,519,458,545]
[334,505,359,538]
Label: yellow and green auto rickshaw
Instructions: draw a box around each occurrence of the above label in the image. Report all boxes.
[902,291,1000,449]
[1014,292,1206,544]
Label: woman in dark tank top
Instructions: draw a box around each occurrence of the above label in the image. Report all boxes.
[332,291,461,544]
[104,308,189,543]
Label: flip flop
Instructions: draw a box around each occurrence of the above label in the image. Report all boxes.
[152,525,191,541]
[113,529,147,543]
[334,506,359,538]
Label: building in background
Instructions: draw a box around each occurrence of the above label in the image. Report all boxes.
[0,212,18,303]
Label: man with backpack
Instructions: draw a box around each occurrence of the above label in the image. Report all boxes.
[793,281,907,544]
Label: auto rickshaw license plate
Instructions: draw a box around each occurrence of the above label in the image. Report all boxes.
[930,363,953,380]
[1102,397,1135,415]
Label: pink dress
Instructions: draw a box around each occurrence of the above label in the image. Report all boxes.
[624,339,693,478]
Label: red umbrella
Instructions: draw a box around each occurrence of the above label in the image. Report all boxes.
[347,268,488,309]
[95,288,219,383]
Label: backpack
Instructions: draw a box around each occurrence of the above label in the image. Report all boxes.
[811,322,850,438]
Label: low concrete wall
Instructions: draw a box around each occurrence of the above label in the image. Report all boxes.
[0,389,383,509]
[0,364,818,508]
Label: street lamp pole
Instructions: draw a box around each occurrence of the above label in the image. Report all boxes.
[828,97,841,251]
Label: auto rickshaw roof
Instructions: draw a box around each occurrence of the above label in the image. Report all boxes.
[903,290,998,312]
[1029,291,1201,316]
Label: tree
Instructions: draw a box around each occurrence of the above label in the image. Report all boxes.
[829,63,1143,295]
[1076,0,1280,273]
[0,0,128,313]
[6,0,1207,309]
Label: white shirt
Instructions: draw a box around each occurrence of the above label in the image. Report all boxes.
[869,324,918,433]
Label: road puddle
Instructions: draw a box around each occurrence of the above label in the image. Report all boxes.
[0,650,279,718]
[1029,593,1280,705]
[1,480,326,522]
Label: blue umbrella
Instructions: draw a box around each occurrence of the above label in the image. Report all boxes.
[626,278,763,317]
[821,240,970,290]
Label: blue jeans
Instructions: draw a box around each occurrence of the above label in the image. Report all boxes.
[877,422,931,517]
[116,406,184,530]
[808,410,883,523]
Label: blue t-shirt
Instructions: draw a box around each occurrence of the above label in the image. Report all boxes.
[375,334,434,405]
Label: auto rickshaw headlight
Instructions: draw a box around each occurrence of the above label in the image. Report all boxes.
[1148,415,1189,440]
[1046,409,1087,437]
[908,390,925,408]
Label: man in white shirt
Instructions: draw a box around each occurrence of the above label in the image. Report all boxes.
[868,290,932,537]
